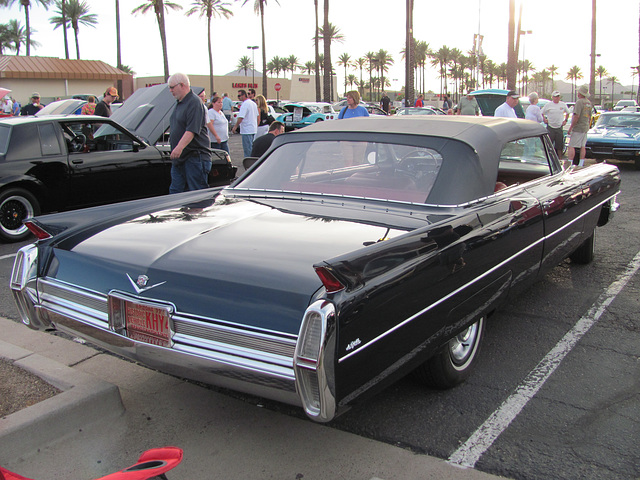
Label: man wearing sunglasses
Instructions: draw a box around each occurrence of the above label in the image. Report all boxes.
[94,87,118,118]
[168,72,212,194]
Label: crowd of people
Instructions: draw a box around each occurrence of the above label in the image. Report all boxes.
[2,74,595,198]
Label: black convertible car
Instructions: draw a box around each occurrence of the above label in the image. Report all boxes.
[0,84,236,242]
[11,116,620,422]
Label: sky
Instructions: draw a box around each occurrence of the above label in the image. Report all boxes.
[2,0,640,93]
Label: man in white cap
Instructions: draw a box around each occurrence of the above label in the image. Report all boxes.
[567,85,592,166]
[494,90,519,118]
[542,90,570,158]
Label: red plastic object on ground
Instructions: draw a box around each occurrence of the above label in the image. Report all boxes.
[0,447,183,480]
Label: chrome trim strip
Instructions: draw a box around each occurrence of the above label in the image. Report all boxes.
[338,192,618,363]
[35,278,298,371]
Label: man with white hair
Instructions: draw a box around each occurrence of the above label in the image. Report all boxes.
[168,72,212,193]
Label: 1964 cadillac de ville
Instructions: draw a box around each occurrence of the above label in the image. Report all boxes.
[11,117,620,422]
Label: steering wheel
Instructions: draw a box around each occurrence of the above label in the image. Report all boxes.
[398,152,439,174]
[70,134,86,153]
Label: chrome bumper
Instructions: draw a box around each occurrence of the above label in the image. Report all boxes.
[10,245,301,408]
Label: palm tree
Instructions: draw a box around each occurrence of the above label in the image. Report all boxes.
[237,55,252,76]
[608,76,618,106]
[303,60,315,75]
[415,40,429,96]
[337,52,350,97]
[240,0,280,95]
[285,54,300,78]
[313,0,320,101]
[548,64,558,91]
[1,0,51,56]
[355,57,366,96]
[186,0,233,100]
[132,0,182,82]
[566,65,583,101]
[430,46,451,95]
[347,74,356,91]
[49,0,97,59]
[365,51,376,101]
[322,0,330,102]
[596,65,608,105]
[315,21,343,101]
[375,49,393,101]
[0,23,10,54]
[3,19,34,55]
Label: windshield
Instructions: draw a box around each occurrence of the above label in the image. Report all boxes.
[596,114,640,128]
[236,140,444,204]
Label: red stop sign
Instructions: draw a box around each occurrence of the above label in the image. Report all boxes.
[274,83,282,92]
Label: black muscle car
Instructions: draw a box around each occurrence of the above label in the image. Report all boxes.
[0,84,236,242]
[11,116,620,423]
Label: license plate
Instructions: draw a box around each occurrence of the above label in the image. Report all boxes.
[109,294,173,347]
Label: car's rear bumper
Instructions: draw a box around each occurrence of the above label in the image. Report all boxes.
[11,245,301,408]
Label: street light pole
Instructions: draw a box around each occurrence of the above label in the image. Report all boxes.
[247,46,259,90]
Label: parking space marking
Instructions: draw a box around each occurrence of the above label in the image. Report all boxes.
[0,254,16,261]
[448,250,640,469]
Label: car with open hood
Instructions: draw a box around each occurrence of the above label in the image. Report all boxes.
[11,116,620,423]
[585,111,640,168]
[0,84,236,242]
[470,88,526,117]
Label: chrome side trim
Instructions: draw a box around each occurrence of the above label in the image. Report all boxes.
[338,192,619,363]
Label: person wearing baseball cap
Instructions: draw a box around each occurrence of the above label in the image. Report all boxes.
[567,85,593,166]
[494,90,519,118]
[20,92,46,116]
[542,91,570,158]
[94,87,119,118]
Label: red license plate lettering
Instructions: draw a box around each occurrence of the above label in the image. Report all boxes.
[124,302,172,347]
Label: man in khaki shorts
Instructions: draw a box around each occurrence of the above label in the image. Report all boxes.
[567,85,592,166]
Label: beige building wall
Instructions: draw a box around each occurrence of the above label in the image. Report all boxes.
[3,78,134,105]
[134,74,338,103]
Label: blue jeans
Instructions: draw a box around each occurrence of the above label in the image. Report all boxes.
[210,141,229,154]
[241,134,254,157]
[169,151,212,194]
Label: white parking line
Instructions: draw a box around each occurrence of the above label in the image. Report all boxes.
[0,254,16,261]
[448,250,640,469]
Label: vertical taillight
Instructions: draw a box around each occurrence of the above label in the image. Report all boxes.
[294,300,336,422]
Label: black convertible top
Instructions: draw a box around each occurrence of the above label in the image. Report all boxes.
[274,116,551,205]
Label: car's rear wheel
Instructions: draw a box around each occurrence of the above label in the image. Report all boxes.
[634,157,640,170]
[0,188,40,242]
[414,316,485,389]
[569,228,595,264]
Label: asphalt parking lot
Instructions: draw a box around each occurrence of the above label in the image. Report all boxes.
[0,148,638,479]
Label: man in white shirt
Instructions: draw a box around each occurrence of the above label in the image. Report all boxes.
[541,91,570,158]
[232,89,258,157]
[494,90,519,118]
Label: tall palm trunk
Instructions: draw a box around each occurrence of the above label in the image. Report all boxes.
[314,0,320,101]
[260,2,267,95]
[22,1,31,56]
[156,0,170,81]
[62,0,69,59]
[207,12,214,97]
[588,0,596,101]
[322,0,331,102]
[506,0,517,91]
[73,23,80,58]
[116,0,123,96]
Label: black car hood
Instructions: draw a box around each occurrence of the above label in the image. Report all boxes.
[111,84,203,145]
[51,193,417,334]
